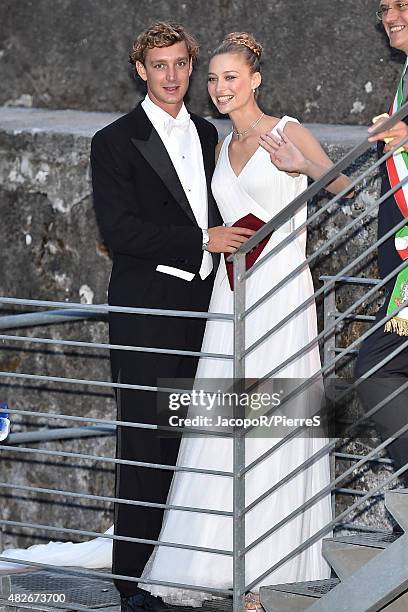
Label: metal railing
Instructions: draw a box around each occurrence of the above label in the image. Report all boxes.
[1,107,408,611]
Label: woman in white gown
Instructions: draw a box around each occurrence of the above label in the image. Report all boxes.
[0,32,352,609]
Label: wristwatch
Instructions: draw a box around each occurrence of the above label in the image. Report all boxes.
[202,228,210,251]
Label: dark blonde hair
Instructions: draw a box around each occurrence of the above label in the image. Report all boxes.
[129,21,199,69]
[210,32,262,73]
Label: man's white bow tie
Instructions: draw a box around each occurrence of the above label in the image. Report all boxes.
[164,115,190,136]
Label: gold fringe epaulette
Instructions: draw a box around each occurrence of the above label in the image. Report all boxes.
[385,316,408,336]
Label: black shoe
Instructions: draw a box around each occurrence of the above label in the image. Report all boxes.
[120,591,172,612]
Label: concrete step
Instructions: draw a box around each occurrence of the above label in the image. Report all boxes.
[385,489,408,532]
[321,531,398,580]
[260,530,402,611]
[260,578,339,612]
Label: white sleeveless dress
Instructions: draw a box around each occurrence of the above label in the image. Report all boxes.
[0,117,332,606]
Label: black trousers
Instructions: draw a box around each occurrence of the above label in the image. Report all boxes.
[109,273,213,597]
[355,302,408,473]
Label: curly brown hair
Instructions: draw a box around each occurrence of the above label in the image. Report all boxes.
[129,21,199,70]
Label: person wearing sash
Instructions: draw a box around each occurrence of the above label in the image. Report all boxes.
[355,1,408,477]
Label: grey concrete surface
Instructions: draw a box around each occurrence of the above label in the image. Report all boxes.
[0,0,406,124]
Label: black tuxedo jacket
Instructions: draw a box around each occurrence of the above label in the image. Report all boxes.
[90,102,221,309]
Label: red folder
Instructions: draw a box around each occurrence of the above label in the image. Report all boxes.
[224,214,272,291]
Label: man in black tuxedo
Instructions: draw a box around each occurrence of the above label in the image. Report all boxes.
[91,22,253,612]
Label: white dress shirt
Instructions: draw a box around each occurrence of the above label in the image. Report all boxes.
[141,94,213,280]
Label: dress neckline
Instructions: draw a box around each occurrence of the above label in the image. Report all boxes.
[226,136,261,179]
[226,115,289,179]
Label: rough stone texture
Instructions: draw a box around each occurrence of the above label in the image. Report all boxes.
[0,107,399,554]
[0,0,406,124]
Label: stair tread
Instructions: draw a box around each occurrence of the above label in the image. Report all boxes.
[261,577,339,599]
[327,531,400,549]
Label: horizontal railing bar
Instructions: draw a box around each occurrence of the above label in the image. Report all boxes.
[242,180,408,352]
[242,409,408,552]
[334,347,358,354]
[0,518,233,556]
[0,556,232,597]
[0,481,233,517]
[243,461,408,593]
[0,298,233,320]
[335,487,381,497]
[0,370,193,394]
[337,314,376,322]
[7,426,115,444]
[0,332,232,360]
[333,452,394,465]
[0,444,233,477]
[0,309,106,330]
[0,407,234,438]
[319,275,381,285]
[233,105,408,258]
[241,324,408,477]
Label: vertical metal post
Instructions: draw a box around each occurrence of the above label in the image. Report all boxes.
[323,278,337,521]
[323,278,337,376]
[233,252,246,612]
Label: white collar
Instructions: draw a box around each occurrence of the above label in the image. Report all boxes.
[142,94,190,130]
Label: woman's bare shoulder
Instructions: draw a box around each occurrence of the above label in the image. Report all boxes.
[261,115,283,133]
[283,121,317,145]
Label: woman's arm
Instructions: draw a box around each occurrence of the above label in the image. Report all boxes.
[259,122,353,196]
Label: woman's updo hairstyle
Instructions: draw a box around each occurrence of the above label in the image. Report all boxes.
[210,32,262,73]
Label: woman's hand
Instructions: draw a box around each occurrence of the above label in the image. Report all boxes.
[259,128,307,175]
[259,121,353,196]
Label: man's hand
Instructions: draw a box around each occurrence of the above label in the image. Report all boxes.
[207,226,255,253]
[368,115,408,153]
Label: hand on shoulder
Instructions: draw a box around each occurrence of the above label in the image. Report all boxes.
[259,119,353,196]
[258,123,309,176]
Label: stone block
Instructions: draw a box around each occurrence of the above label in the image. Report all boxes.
[0,0,405,124]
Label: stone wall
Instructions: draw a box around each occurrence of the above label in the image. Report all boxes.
[0,0,406,124]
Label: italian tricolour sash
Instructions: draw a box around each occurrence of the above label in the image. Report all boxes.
[385,59,408,336]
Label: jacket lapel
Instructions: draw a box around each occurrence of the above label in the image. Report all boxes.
[130,104,197,226]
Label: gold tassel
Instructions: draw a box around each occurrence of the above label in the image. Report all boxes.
[385,316,408,336]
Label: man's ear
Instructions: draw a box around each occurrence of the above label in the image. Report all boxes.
[136,60,147,82]
[188,57,193,77]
